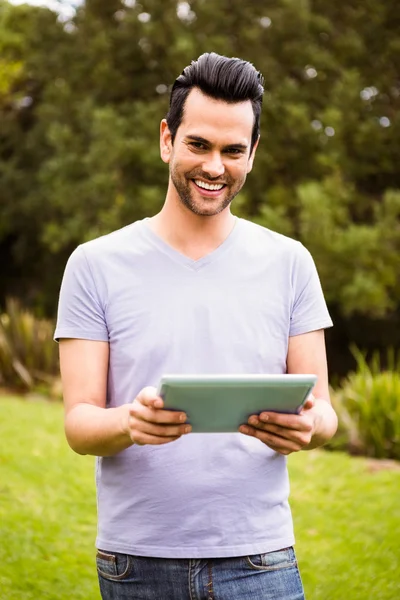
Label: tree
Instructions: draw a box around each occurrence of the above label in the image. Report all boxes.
[0,0,399,372]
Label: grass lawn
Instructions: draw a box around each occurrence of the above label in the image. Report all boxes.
[1,395,399,600]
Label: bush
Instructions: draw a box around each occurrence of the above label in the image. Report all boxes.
[0,298,60,395]
[330,347,400,460]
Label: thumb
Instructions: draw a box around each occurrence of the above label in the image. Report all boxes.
[135,386,163,408]
[302,394,315,411]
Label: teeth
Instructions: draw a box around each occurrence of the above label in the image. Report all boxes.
[195,180,224,191]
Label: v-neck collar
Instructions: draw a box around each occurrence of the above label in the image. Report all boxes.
[141,217,241,272]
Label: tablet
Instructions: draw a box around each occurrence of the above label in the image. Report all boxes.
[157,374,317,433]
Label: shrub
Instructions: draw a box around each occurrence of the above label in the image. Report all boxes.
[330,347,400,460]
[0,298,60,395]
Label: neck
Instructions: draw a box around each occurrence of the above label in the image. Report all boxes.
[148,185,236,260]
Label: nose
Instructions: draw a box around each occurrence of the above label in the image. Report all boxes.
[202,152,225,179]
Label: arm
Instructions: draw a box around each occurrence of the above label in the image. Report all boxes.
[239,329,338,454]
[286,328,337,449]
[59,339,191,457]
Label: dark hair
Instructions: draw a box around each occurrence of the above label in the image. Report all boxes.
[166,52,264,154]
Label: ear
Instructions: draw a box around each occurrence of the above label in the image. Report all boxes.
[160,119,173,164]
[246,136,260,173]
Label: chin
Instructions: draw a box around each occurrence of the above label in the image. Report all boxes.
[191,205,227,217]
[181,196,232,217]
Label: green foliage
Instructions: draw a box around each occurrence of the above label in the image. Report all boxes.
[0,0,399,326]
[0,298,59,392]
[297,182,400,316]
[1,396,399,600]
[331,347,400,459]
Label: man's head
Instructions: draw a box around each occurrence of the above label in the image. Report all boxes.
[161,53,264,217]
[166,53,264,155]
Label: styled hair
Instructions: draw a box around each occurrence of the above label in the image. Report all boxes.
[166,52,264,154]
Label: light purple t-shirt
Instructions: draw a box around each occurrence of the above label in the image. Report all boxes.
[55,217,332,558]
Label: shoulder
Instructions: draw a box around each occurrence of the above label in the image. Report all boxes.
[78,220,145,259]
[64,220,153,276]
[237,218,308,261]
[62,221,148,285]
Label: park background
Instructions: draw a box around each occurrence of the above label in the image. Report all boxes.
[0,1,399,599]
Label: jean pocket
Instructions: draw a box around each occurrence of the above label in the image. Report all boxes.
[246,546,297,571]
[96,549,133,581]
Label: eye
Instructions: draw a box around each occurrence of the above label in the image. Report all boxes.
[225,148,245,156]
[188,141,207,151]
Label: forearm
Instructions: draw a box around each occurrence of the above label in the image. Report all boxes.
[305,398,338,450]
[64,403,133,457]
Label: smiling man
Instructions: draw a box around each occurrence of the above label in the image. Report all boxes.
[55,53,337,600]
[163,87,256,218]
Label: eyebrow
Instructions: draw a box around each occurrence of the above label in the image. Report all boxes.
[185,135,248,152]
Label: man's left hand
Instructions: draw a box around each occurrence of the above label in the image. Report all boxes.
[239,397,318,455]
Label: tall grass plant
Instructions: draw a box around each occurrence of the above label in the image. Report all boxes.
[331,347,400,460]
[0,298,59,393]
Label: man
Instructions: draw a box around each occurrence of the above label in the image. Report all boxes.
[55,53,338,600]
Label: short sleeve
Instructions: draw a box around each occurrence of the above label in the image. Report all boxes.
[54,245,109,342]
[289,244,333,336]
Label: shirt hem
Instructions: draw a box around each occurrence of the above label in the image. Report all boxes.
[290,319,333,337]
[95,535,296,559]
[53,329,109,342]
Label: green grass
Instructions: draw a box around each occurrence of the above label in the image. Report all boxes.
[1,396,399,600]
[290,451,400,599]
[0,396,98,600]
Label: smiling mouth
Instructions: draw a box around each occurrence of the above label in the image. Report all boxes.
[193,179,226,192]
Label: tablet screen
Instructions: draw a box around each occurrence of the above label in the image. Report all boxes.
[158,374,317,433]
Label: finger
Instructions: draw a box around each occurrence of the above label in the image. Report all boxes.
[249,415,313,436]
[256,412,299,427]
[239,425,305,454]
[133,432,183,446]
[241,419,313,446]
[135,386,164,409]
[251,412,308,432]
[302,397,315,411]
[129,416,191,439]
[130,403,187,425]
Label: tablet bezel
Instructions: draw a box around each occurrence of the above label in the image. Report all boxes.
[157,373,317,433]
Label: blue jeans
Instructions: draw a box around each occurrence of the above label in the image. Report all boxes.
[96,546,305,600]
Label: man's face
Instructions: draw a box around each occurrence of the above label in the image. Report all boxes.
[160,88,258,217]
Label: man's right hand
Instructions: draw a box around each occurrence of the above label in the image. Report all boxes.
[127,386,192,445]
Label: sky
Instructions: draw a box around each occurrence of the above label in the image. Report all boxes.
[7,0,82,20]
